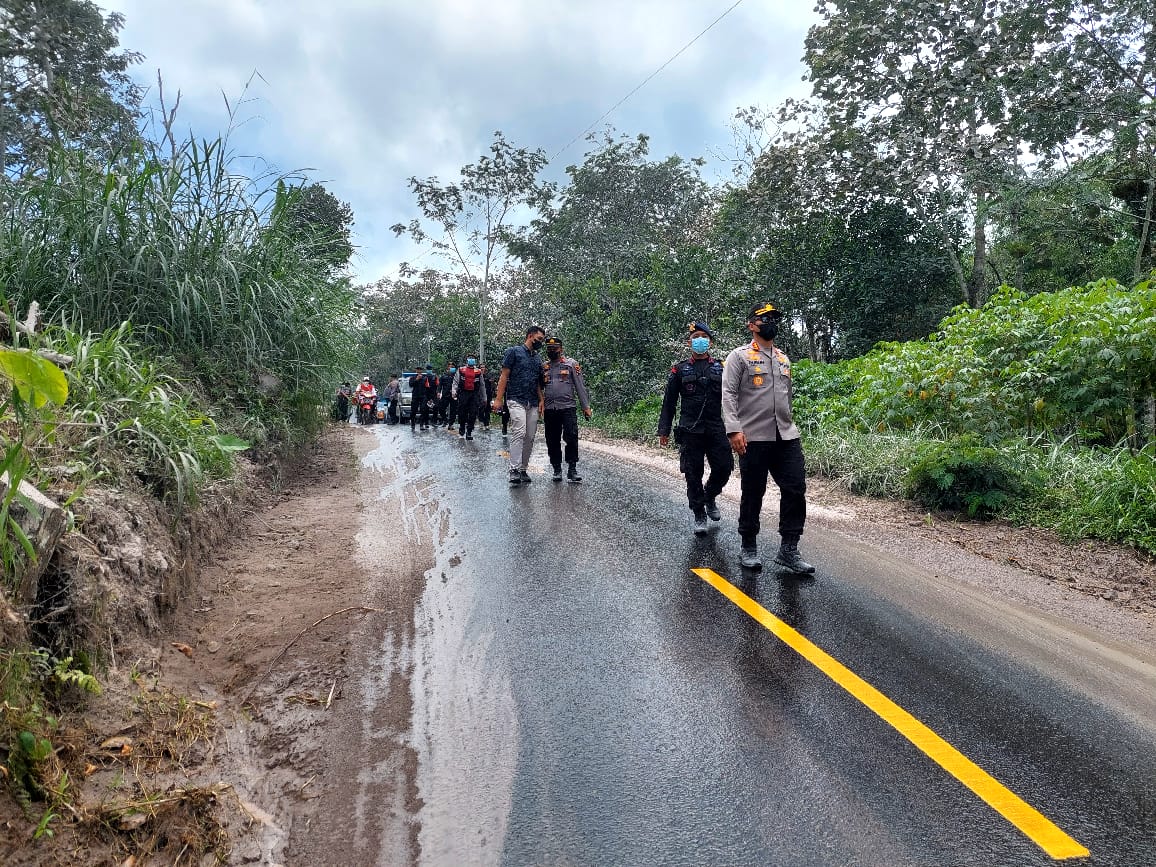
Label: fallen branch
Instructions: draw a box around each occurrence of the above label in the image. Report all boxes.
[239,606,381,707]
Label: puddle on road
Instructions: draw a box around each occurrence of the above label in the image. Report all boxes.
[363,429,518,866]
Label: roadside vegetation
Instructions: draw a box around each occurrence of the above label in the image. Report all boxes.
[1,2,357,849]
[367,3,1156,559]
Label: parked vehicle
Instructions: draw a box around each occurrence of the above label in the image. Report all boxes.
[397,373,415,421]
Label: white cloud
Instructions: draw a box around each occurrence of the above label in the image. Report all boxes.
[99,0,819,282]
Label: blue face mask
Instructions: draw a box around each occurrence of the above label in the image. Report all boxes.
[691,336,711,354]
[466,358,476,366]
[449,367,456,373]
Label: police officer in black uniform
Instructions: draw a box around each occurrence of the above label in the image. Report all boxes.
[658,321,734,535]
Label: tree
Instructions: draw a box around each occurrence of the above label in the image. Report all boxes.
[284,182,355,274]
[391,131,550,365]
[988,160,1137,295]
[711,106,960,359]
[511,131,712,288]
[804,1,1075,306]
[1029,1,1156,277]
[0,0,141,177]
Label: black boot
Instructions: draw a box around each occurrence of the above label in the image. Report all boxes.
[552,464,563,482]
[567,463,582,483]
[774,538,815,575]
[705,498,721,521]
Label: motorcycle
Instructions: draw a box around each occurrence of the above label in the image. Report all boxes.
[357,395,376,425]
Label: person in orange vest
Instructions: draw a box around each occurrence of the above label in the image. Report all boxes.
[452,357,488,440]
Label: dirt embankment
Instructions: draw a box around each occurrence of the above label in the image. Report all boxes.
[1,424,427,866]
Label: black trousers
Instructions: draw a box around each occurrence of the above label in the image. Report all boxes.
[737,437,807,546]
[544,407,580,467]
[457,390,481,435]
[679,429,733,514]
[411,398,432,429]
[438,395,457,426]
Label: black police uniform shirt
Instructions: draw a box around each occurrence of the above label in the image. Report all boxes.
[657,356,726,437]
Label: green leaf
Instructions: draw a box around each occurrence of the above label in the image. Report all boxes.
[211,434,250,453]
[0,349,69,408]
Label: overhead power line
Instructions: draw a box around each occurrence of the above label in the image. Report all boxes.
[549,0,748,162]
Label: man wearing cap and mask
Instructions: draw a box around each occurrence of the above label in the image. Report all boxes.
[722,302,814,573]
[658,321,733,535]
[541,336,592,482]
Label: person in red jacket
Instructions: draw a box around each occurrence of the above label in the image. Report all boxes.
[452,357,489,440]
[354,376,377,424]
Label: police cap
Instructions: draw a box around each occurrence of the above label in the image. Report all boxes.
[747,302,783,322]
[687,320,714,338]
[544,336,563,347]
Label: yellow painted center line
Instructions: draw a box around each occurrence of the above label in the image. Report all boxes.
[692,568,1089,861]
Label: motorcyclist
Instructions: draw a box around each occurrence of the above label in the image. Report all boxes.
[354,376,378,424]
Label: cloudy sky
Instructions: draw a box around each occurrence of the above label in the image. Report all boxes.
[99,0,819,283]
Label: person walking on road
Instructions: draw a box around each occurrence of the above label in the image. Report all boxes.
[478,364,495,429]
[541,336,592,483]
[437,362,458,429]
[722,302,814,573]
[410,365,437,431]
[493,326,546,486]
[334,381,351,422]
[383,374,400,425]
[452,356,488,440]
[658,321,734,535]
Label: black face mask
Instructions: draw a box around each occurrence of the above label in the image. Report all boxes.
[547,347,562,359]
[530,338,543,351]
[756,321,778,341]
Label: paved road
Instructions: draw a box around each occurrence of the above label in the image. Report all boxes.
[363,423,1156,867]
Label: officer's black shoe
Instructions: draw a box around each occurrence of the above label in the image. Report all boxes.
[552,465,563,482]
[508,469,522,486]
[740,545,761,569]
[693,512,708,536]
[705,498,721,521]
[774,542,815,575]
[567,464,582,483]
[519,469,533,485]
[465,433,473,440]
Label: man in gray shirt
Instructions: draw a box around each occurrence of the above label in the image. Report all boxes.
[542,336,592,482]
[721,301,814,574]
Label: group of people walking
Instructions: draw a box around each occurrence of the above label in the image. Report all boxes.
[340,299,814,574]
[657,302,813,574]
[405,359,497,438]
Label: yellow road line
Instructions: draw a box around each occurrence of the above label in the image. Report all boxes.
[692,568,1089,861]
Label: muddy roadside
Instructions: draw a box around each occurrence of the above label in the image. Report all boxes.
[164,423,430,866]
[1,424,430,866]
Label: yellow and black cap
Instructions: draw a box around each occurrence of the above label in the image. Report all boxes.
[544,336,563,348]
[747,301,783,321]
[687,320,714,338]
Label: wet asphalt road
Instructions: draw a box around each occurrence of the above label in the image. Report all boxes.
[364,423,1156,867]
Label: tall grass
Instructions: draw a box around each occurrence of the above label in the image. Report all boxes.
[43,322,236,510]
[0,132,357,419]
